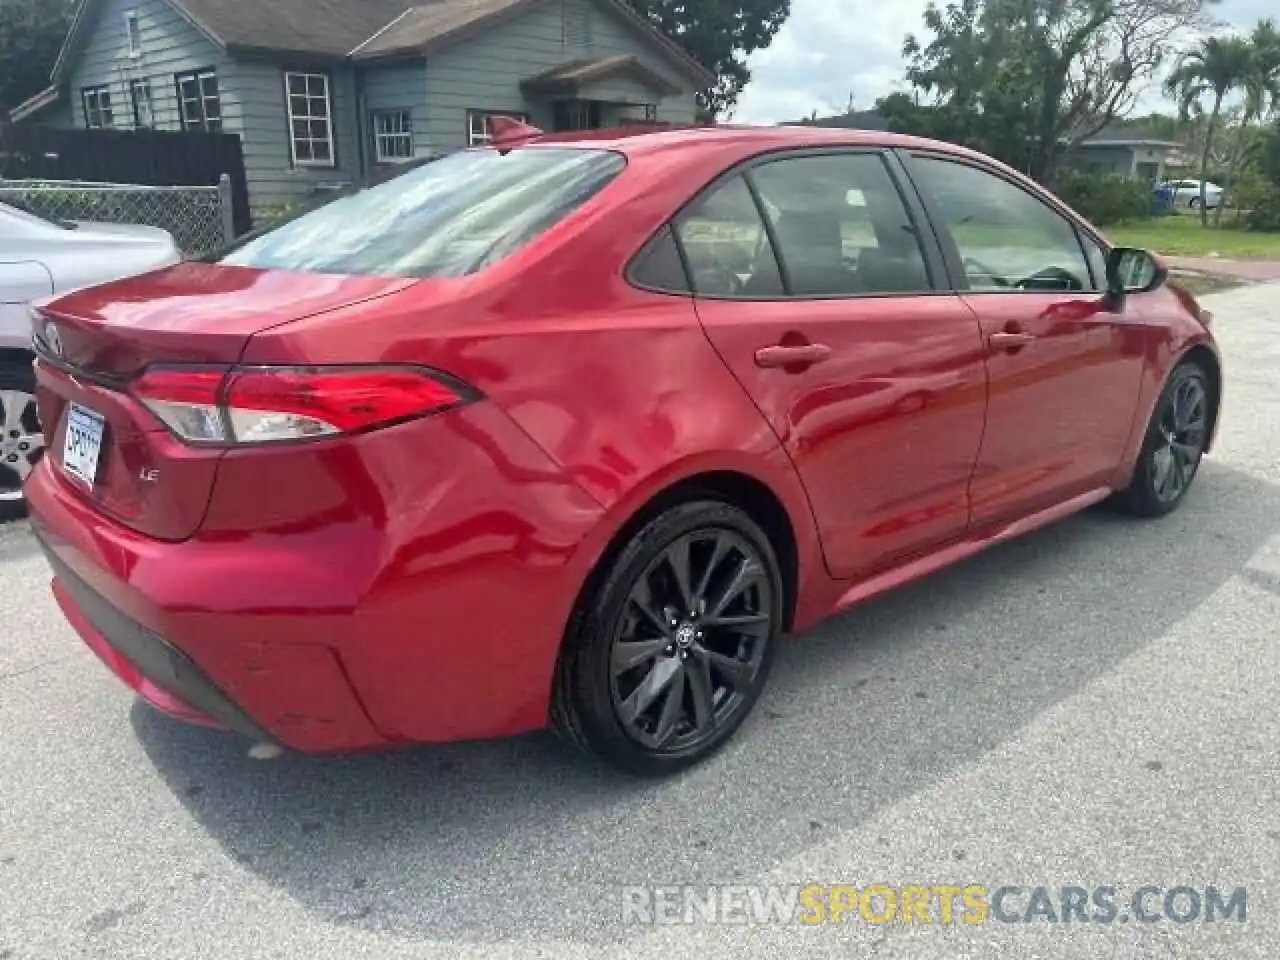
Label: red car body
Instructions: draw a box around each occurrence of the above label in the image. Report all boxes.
[26,125,1220,757]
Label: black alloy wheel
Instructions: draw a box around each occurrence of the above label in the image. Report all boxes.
[553,500,783,775]
[1118,361,1210,517]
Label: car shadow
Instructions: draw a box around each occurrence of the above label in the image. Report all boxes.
[130,460,1280,948]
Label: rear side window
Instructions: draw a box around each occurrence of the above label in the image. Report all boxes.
[674,175,783,297]
[630,225,690,292]
[749,153,932,295]
[219,147,625,278]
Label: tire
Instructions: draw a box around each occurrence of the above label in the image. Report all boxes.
[552,499,784,776]
[0,357,42,522]
[1189,196,1202,209]
[1116,361,1210,517]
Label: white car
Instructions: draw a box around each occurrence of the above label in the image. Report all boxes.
[0,201,180,515]
[1161,179,1224,210]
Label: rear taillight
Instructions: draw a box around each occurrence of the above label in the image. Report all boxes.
[131,365,474,445]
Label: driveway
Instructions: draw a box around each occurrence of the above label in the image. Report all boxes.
[3,284,1280,959]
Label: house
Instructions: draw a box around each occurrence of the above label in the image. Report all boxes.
[1072,126,1182,183]
[13,0,713,217]
[782,110,888,131]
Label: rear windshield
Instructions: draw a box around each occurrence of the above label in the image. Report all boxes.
[218,147,625,278]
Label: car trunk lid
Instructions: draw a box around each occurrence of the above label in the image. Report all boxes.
[32,262,415,540]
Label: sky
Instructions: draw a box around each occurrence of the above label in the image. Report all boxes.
[733,0,1277,124]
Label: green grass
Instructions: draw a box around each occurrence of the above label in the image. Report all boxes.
[1106,217,1280,260]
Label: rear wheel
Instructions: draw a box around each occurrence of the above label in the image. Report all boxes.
[1117,361,1210,517]
[553,500,783,776]
[0,358,43,521]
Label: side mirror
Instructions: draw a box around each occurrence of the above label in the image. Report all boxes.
[1106,247,1167,299]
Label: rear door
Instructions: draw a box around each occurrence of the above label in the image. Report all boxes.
[679,150,988,581]
[900,151,1145,528]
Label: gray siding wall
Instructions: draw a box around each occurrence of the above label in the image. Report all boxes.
[362,60,431,165]
[421,0,698,152]
[68,0,228,130]
[1075,145,1135,176]
[224,58,360,215]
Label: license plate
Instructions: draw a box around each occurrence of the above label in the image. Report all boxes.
[62,402,105,489]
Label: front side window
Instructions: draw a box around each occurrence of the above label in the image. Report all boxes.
[749,153,932,295]
[910,156,1091,292]
[130,79,153,128]
[467,110,529,146]
[674,175,783,298]
[218,146,624,278]
[176,69,221,132]
[373,109,413,163]
[82,86,113,128]
[286,72,334,166]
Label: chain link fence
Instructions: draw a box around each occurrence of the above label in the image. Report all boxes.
[0,176,235,257]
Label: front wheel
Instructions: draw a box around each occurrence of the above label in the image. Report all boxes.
[0,358,43,521]
[1116,361,1210,517]
[553,500,784,776]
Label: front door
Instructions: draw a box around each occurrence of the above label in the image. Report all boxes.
[677,151,989,581]
[902,153,1145,528]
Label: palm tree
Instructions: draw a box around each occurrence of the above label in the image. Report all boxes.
[1164,35,1253,226]
[1218,20,1280,225]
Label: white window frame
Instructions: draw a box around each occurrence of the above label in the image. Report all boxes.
[130,78,153,128]
[125,9,142,57]
[466,109,529,147]
[372,109,413,163]
[175,68,221,132]
[82,86,114,129]
[285,71,335,168]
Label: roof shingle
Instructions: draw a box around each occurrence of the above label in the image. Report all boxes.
[173,0,412,57]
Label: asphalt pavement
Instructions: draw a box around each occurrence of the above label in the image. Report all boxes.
[3,282,1280,959]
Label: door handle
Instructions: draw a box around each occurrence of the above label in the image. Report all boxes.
[754,343,833,369]
[989,331,1036,351]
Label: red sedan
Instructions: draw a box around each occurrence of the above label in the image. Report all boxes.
[26,123,1220,775]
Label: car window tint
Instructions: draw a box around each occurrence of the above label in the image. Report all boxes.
[910,156,1091,293]
[675,175,783,298]
[749,153,931,295]
[219,147,624,278]
[630,225,690,292]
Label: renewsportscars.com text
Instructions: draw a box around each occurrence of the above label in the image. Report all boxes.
[621,884,1247,926]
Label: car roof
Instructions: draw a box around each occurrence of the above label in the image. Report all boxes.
[518,123,977,162]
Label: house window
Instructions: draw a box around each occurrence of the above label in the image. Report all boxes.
[466,109,530,146]
[130,79,153,128]
[175,69,221,131]
[125,9,142,57]
[82,86,114,128]
[285,72,334,167]
[372,109,413,162]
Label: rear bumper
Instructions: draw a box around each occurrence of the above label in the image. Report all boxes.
[27,460,392,753]
[44,537,265,737]
[26,400,610,752]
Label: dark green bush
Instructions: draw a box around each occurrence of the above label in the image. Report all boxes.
[1052,169,1154,225]
[1245,188,1280,232]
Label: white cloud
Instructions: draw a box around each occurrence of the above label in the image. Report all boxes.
[733,0,1277,125]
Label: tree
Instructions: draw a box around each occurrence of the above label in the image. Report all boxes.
[0,0,74,116]
[1216,20,1280,225]
[899,0,1218,184]
[624,0,791,117]
[1164,34,1253,224]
